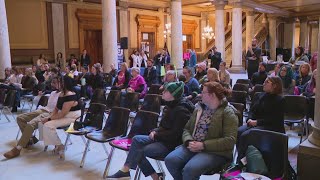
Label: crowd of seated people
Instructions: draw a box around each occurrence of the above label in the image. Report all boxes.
[1,45,318,180]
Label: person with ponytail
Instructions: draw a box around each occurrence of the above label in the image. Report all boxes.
[165,82,238,180]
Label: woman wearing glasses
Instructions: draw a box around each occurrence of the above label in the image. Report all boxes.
[237,76,285,161]
[165,82,238,180]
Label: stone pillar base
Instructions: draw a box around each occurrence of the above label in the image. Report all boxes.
[228,65,246,74]
[298,138,320,180]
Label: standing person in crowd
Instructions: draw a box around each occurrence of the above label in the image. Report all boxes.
[165,82,238,180]
[38,75,81,159]
[112,63,131,90]
[210,46,222,70]
[183,49,191,67]
[189,49,197,70]
[3,76,61,159]
[246,38,262,79]
[160,49,171,66]
[127,67,147,98]
[289,46,309,64]
[250,62,268,86]
[153,50,162,83]
[37,54,48,67]
[80,49,90,67]
[130,50,140,68]
[194,62,207,81]
[56,52,63,69]
[278,65,295,95]
[219,62,231,86]
[310,52,318,71]
[107,82,195,180]
[237,76,285,161]
[139,50,148,68]
[143,59,157,87]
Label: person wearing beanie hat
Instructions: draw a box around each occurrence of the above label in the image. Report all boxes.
[164,81,184,100]
[195,62,207,81]
[107,81,195,180]
[250,62,268,87]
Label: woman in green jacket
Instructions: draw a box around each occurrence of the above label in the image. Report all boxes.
[165,81,238,180]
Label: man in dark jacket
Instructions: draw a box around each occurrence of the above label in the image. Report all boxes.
[250,62,268,86]
[210,46,222,70]
[143,59,158,86]
[80,49,90,67]
[107,81,195,180]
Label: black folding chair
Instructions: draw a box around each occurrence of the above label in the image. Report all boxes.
[141,94,162,114]
[80,107,130,178]
[284,95,308,143]
[105,90,121,111]
[0,89,17,122]
[148,84,162,95]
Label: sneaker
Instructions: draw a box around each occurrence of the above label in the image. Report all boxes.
[3,147,21,159]
[106,170,130,180]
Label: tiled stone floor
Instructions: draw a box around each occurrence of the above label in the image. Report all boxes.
[0,73,302,180]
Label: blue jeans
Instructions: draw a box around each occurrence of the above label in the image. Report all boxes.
[125,135,170,177]
[165,145,227,180]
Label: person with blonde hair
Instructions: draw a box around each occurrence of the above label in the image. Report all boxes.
[127,67,147,98]
[199,68,220,85]
[218,62,231,86]
[294,63,312,94]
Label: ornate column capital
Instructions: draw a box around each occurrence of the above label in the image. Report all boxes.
[245,9,255,16]
[284,17,298,24]
[267,14,278,21]
[299,16,308,23]
[119,0,129,10]
[212,0,227,10]
[228,0,242,8]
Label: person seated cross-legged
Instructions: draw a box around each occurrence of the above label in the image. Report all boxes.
[3,76,61,159]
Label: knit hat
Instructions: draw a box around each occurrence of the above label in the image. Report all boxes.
[164,81,184,100]
[197,62,207,71]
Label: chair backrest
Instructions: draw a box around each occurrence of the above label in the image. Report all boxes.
[36,95,49,109]
[148,84,162,95]
[227,90,247,107]
[284,95,307,120]
[0,90,6,104]
[3,90,16,107]
[229,102,244,126]
[236,79,251,85]
[127,110,159,138]
[83,103,107,130]
[244,129,288,179]
[250,84,264,100]
[106,90,121,109]
[91,88,107,104]
[103,73,114,87]
[141,94,162,113]
[103,107,130,137]
[121,92,140,112]
[233,83,249,93]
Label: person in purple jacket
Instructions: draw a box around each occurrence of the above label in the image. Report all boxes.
[127,67,147,98]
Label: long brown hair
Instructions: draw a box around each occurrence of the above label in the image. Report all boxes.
[203,81,231,100]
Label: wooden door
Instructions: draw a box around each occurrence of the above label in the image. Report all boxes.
[84,30,103,67]
[140,32,155,58]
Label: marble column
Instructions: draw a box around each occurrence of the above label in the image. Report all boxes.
[0,0,11,79]
[310,23,319,54]
[268,15,277,61]
[119,0,129,63]
[102,0,118,72]
[214,0,227,61]
[200,12,207,53]
[245,10,255,52]
[298,17,320,180]
[299,17,309,48]
[170,0,183,70]
[283,18,296,57]
[52,3,66,70]
[230,2,245,73]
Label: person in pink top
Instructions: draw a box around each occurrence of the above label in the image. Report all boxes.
[112,63,131,90]
[127,67,147,98]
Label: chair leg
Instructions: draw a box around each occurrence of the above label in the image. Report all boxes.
[16,129,20,140]
[3,108,11,122]
[80,140,91,168]
[102,143,109,156]
[103,146,115,179]
[155,160,165,178]
[64,134,71,151]
[133,167,142,180]
[80,136,90,151]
